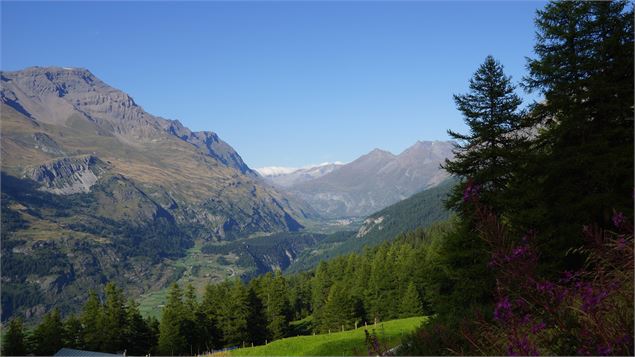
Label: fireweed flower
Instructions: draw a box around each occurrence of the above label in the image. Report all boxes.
[462,181,480,202]
[508,337,539,356]
[530,321,546,334]
[612,211,625,228]
[494,296,513,322]
[597,345,612,355]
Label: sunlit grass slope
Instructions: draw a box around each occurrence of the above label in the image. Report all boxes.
[229,316,426,356]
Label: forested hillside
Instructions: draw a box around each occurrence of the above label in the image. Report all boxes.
[2,1,633,356]
[287,178,455,273]
[1,222,451,355]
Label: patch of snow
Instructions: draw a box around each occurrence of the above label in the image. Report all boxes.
[255,166,299,177]
[256,161,346,177]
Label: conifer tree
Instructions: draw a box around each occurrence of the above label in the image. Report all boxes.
[321,282,354,332]
[81,290,104,351]
[199,284,223,349]
[158,283,187,355]
[2,318,27,356]
[263,271,292,340]
[101,282,127,352]
[517,0,634,265]
[124,299,155,356]
[443,55,524,214]
[31,308,65,356]
[399,282,423,318]
[311,262,332,330]
[246,286,268,345]
[223,281,251,347]
[63,314,84,349]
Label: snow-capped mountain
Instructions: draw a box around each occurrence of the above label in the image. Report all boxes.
[257,162,344,187]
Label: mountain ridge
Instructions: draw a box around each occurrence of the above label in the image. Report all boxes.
[0,66,314,322]
[286,140,454,218]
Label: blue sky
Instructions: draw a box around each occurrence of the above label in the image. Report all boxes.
[2,1,544,168]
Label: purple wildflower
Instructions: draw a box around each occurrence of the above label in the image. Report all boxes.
[530,321,546,334]
[462,181,480,203]
[597,345,612,355]
[612,211,625,228]
[508,337,539,356]
[615,237,627,250]
[581,287,608,312]
[493,296,513,323]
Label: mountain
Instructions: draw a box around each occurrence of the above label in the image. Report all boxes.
[256,162,344,188]
[286,177,457,273]
[0,66,313,321]
[287,141,454,218]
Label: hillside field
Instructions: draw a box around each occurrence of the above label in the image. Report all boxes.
[226,316,427,356]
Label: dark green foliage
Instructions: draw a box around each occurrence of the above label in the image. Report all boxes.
[258,272,292,340]
[124,300,157,356]
[421,220,494,319]
[222,281,254,347]
[101,283,127,352]
[403,1,634,354]
[80,291,104,351]
[321,282,357,332]
[513,0,635,271]
[63,314,84,349]
[443,55,524,213]
[30,308,65,356]
[2,318,27,356]
[158,284,187,355]
[399,282,423,318]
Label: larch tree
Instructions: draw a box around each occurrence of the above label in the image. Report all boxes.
[2,318,27,356]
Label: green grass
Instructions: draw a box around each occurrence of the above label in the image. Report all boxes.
[229,316,427,356]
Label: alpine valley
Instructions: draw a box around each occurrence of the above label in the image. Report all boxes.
[0,67,453,322]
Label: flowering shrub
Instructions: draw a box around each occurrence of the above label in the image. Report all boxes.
[460,194,635,356]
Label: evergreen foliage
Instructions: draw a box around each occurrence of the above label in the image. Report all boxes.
[444,55,524,213]
[30,308,65,356]
[158,283,187,355]
[401,1,634,354]
[399,282,423,318]
[2,318,27,356]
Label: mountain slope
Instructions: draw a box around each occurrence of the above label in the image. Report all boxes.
[286,177,456,273]
[0,67,313,321]
[288,141,454,218]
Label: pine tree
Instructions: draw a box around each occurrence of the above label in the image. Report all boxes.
[321,282,354,332]
[101,282,127,352]
[158,283,187,355]
[63,314,85,349]
[124,299,155,356]
[222,281,251,347]
[399,282,423,318]
[31,308,65,356]
[443,55,524,213]
[2,318,27,356]
[246,286,268,345]
[517,0,634,270]
[263,271,292,340]
[81,290,104,351]
[311,262,332,330]
[181,283,199,354]
[199,284,224,349]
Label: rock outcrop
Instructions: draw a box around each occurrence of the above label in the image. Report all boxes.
[24,155,107,194]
